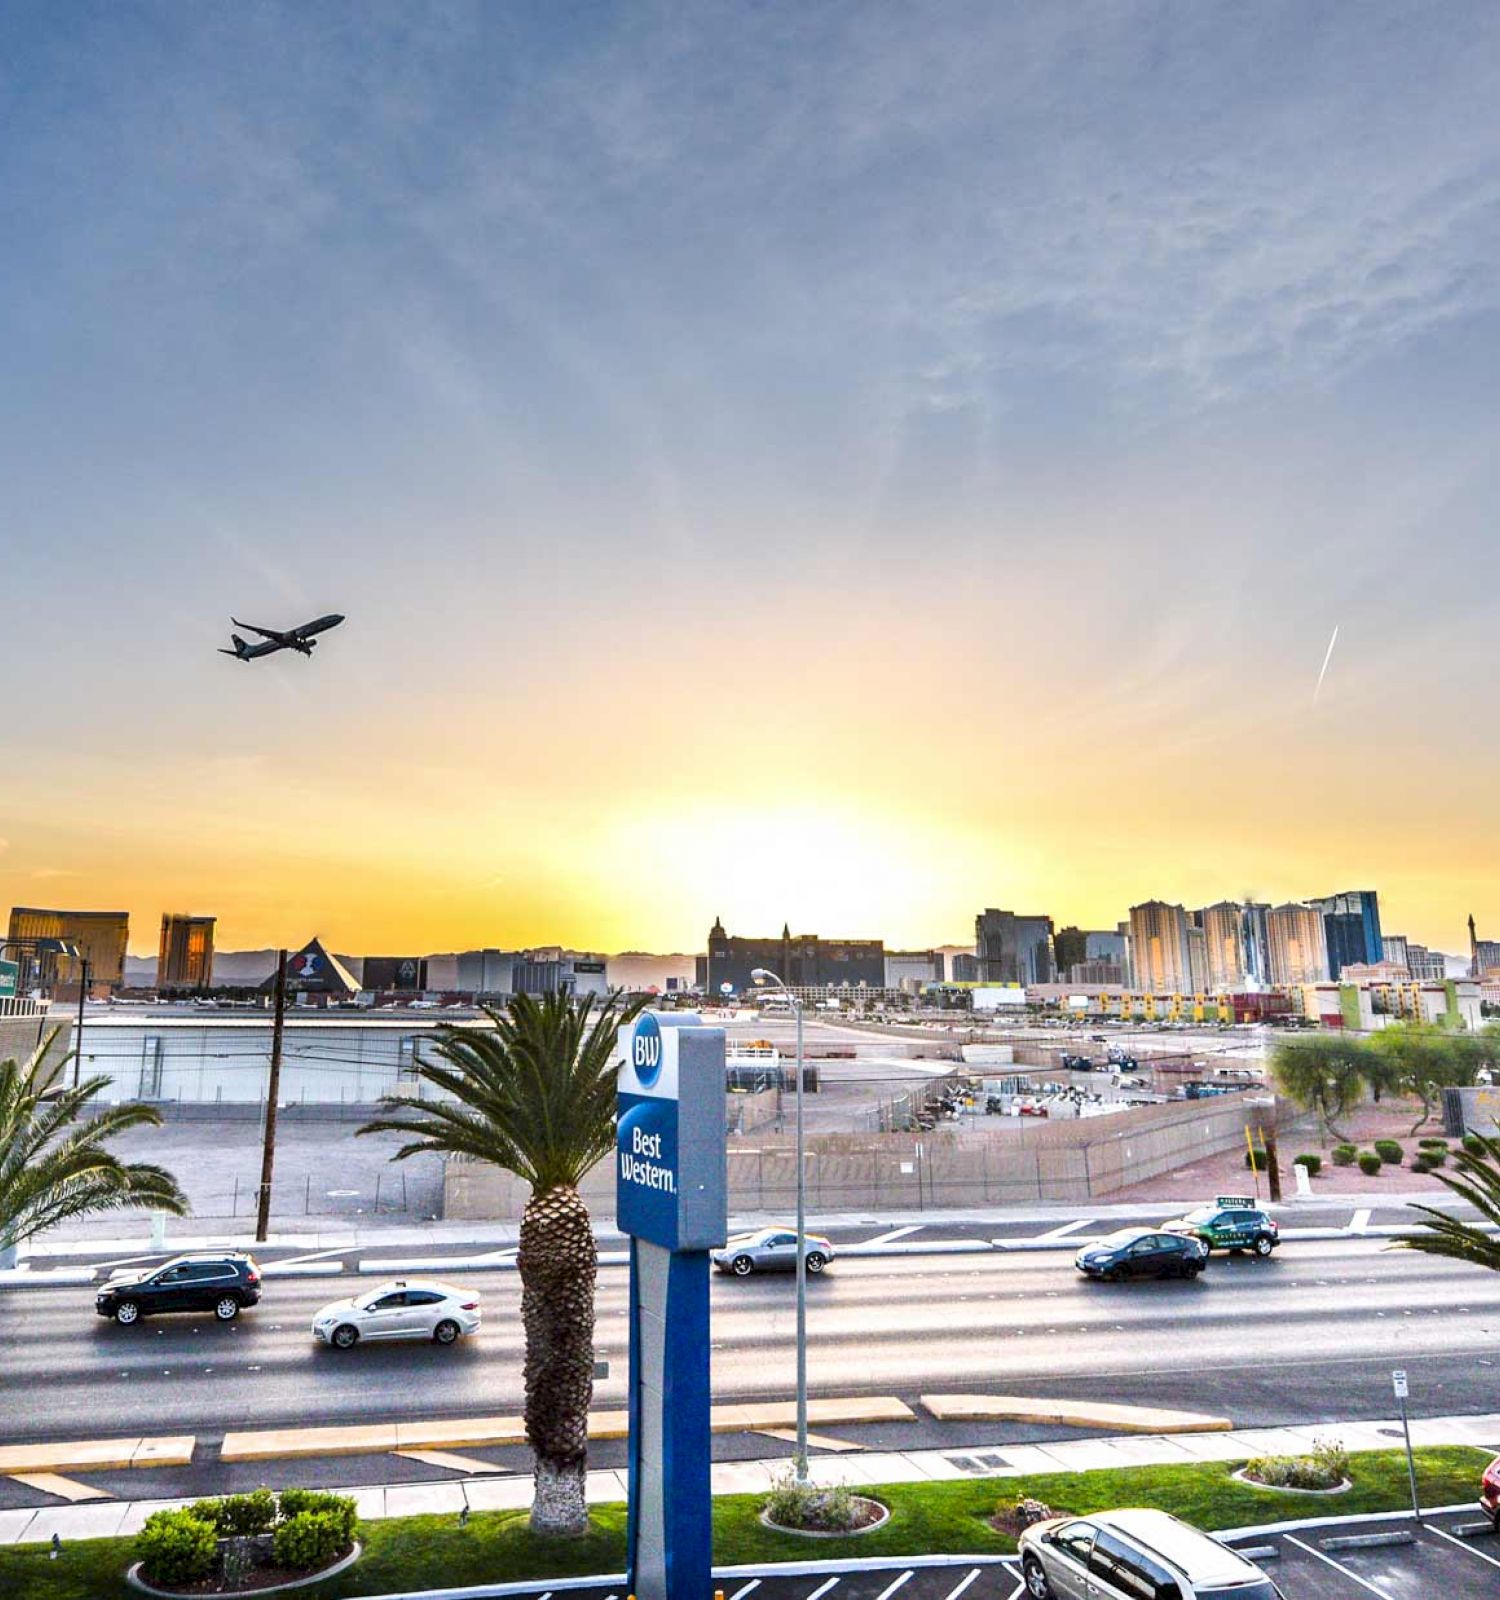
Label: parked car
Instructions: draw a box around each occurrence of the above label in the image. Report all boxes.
[311,1280,481,1348]
[1075,1228,1208,1282]
[712,1228,834,1276]
[1482,1453,1500,1529]
[96,1253,261,1324]
[1164,1200,1280,1258]
[1019,1507,1284,1599]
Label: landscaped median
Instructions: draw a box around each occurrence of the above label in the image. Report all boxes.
[2,1445,1488,1600]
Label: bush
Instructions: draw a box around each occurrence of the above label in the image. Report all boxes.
[136,1507,217,1585]
[1356,1150,1382,1175]
[1331,1144,1357,1166]
[207,1488,276,1537]
[764,1468,863,1533]
[1293,1153,1322,1175]
[1245,1436,1349,1491]
[275,1490,357,1547]
[1244,1148,1267,1171]
[1422,1149,1446,1167]
[1418,1137,1449,1151]
[273,1509,352,1571]
[1463,1132,1487,1155]
[1373,1140,1403,1165]
[1012,1496,1054,1529]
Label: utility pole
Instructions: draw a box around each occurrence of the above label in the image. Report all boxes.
[255,950,287,1243]
[72,954,89,1088]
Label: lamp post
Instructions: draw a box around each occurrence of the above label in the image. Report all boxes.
[752,965,807,1481]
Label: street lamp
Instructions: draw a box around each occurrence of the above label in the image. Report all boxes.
[751,965,808,1481]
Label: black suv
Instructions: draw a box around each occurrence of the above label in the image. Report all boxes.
[96,1253,261,1325]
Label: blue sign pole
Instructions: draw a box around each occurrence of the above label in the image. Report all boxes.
[618,1013,727,1600]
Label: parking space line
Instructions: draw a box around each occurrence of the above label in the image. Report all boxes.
[872,1572,914,1600]
[1427,1524,1500,1570]
[730,1581,762,1600]
[1283,1535,1390,1595]
[1002,1580,1024,1600]
[940,1567,981,1600]
[805,1578,841,1600]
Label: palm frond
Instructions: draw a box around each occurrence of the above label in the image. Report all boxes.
[1394,1133,1500,1271]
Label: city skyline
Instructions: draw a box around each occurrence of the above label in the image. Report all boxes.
[4,5,1499,958]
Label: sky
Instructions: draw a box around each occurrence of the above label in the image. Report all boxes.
[2,2,1499,958]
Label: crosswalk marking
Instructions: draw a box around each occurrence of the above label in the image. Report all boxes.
[942,1567,982,1600]
[872,1570,914,1600]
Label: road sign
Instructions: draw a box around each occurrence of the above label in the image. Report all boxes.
[0,958,17,999]
[1393,1369,1408,1399]
[617,1012,727,1600]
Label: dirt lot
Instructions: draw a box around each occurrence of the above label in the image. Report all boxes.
[1111,1096,1465,1202]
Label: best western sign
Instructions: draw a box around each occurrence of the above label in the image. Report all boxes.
[616,1013,727,1252]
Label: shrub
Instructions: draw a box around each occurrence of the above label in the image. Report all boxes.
[1331,1144,1357,1166]
[1012,1496,1054,1529]
[1373,1139,1403,1164]
[273,1510,350,1571]
[1293,1153,1322,1175]
[1463,1132,1487,1155]
[137,1507,217,1585]
[1422,1149,1446,1167]
[1356,1150,1382,1175]
[1245,1436,1349,1491]
[1418,1136,1449,1149]
[1411,1153,1434,1173]
[1244,1148,1267,1171]
[276,1490,357,1545]
[764,1468,863,1533]
[207,1488,276,1537]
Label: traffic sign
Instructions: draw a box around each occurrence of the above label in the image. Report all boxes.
[1392,1369,1408,1399]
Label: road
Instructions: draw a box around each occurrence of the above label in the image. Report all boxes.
[5,1238,1498,1449]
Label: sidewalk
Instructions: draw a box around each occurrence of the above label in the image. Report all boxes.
[6,1411,1497,1547]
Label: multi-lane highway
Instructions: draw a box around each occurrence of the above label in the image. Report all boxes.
[5,1237,1497,1449]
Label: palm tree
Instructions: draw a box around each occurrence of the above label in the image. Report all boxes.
[1,1032,188,1263]
[359,989,644,1536]
[1396,1131,1500,1273]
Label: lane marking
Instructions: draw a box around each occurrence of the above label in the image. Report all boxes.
[1284,1534,1391,1595]
[866,1226,923,1246]
[6,1471,111,1502]
[394,1448,511,1475]
[1427,1523,1500,1570]
[942,1567,981,1600]
[1035,1220,1092,1241]
[806,1578,842,1600]
[730,1581,761,1600]
[873,1571,914,1600]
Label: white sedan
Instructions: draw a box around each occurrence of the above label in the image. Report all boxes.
[311,1280,481,1349]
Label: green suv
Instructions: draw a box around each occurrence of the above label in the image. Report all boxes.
[1164,1197,1280,1258]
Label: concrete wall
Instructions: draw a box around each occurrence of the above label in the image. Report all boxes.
[0,1013,72,1077]
[443,1093,1289,1221]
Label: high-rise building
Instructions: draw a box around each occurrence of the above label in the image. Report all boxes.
[1381,934,1412,975]
[1267,903,1328,985]
[1186,919,1209,992]
[1311,890,1383,979]
[1476,941,1500,977]
[1199,902,1247,990]
[1128,901,1191,992]
[6,906,129,997]
[157,913,215,991]
[974,909,1054,985]
[1404,943,1446,982]
[950,952,980,983]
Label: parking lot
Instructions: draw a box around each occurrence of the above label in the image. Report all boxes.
[1221,1507,1500,1598]
[424,1509,1500,1600]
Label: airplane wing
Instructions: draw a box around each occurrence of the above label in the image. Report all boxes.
[230,618,289,642]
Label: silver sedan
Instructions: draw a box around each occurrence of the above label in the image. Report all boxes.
[712,1228,835,1276]
[311,1279,481,1348]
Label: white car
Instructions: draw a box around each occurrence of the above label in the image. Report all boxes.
[311,1280,480,1349]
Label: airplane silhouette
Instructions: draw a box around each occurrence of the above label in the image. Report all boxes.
[219,614,345,661]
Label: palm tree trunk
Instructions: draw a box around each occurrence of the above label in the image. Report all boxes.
[519,1183,597,1536]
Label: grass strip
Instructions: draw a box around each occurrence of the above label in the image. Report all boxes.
[1,1445,1487,1599]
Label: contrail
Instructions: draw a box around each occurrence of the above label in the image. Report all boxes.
[1313,625,1340,703]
